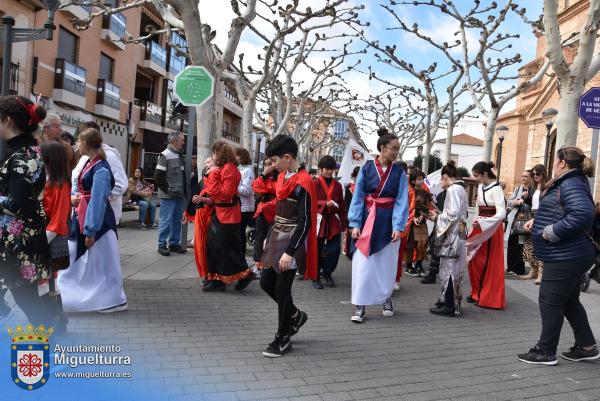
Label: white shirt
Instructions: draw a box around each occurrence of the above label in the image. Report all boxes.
[476,182,507,233]
[237,165,255,213]
[532,189,541,211]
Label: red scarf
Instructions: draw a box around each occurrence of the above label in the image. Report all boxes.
[276,169,318,280]
[318,176,336,202]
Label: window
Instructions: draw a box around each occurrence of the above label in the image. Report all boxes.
[99,53,114,81]
[332,144,345,163]
[334,119,349,139]
[169,32,187,75]
[58,27,78,64]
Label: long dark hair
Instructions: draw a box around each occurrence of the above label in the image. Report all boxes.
[0,96,47,135]
[41,141,70,186]
[472,161,497,180]
[531,164,548,188]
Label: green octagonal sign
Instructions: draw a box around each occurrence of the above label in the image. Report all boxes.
[174,66,215,107]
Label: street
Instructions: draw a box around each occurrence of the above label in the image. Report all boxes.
[2,210,599,401]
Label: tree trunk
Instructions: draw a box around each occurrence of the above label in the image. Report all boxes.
[555,80,585,148]
[482,107,500,162]
[241,97,256,152]
[445,119,455,164]
[195,96,217,165]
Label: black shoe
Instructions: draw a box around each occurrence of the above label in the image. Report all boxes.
[296,272,304,280]
[323,276,336,287]
[517,346,558,365]
[351,305,366,323]
[202,280,226,292]
[415,262,424,277]
[200,279,209,286]
[234,273,256,291]
[168,244,186,254]
[262,335,292,358]
[421,274,436,284]
[429,305,456,317]
[157,246,171,256]
[312,279,324,289]
[466,295,476,304]
[433,300,444,309]
[560,345,600,362]
[289,310,308,337]
[406,266,419,277]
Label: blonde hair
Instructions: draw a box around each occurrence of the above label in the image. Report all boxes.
[78,128,106,160]
[557,146,594,177]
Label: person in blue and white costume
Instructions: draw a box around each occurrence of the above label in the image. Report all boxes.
[348,128,408,323]
[57,128,128,313]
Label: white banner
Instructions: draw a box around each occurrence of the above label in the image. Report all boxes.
[424,168,443,196]
[338,138,374,185]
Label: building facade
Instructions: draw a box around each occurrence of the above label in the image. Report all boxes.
[496,0,600,197]
[1,1,243,177]
[431,133,484,171]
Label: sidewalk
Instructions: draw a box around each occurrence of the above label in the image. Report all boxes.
[1,210,599,400]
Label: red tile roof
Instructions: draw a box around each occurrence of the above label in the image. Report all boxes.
[433,133,483,146]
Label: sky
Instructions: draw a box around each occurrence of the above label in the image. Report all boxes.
[198,0,544,157]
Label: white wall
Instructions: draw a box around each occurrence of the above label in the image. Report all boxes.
[431,142,483,171]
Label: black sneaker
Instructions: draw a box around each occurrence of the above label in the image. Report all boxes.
[415,262,424,277]
[560,345,600,362]
[262,335,292,358]
[421,274,436,284]
[406,266,419,277]
[200,279,209,286]
[168,245,186,254]
[139,222,149,230]
[289,310,308,337]
[429,305,456,317]
[383,297,394,317]
[202,280,226,292]
[351,305,366,323]
[517,346,558,365]
[234,273,256,291]
[466,295,476,304]
[323,276,336,287]
[157,246,171,256]
[312,279,324,289]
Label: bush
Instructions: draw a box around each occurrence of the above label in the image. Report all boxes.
[457,166,470,178]
[412,154,443,172]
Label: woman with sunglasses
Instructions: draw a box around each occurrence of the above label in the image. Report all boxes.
[521,165,547,284]
[518,146,598,365]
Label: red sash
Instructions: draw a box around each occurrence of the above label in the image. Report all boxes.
[76,157,102,233]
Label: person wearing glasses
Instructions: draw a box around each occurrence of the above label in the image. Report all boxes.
[348,128,408,323]
[505,170,534,276]
[521,165,548,284]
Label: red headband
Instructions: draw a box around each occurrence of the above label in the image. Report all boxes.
[15,96,43,126]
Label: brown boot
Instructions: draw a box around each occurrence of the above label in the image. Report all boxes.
[521,266,538,280]
[535,265,543,285]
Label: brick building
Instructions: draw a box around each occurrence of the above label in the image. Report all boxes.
[496,0,600,198]
[0,1,243,176]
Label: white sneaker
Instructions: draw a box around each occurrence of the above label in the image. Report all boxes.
[351,305,366,323]
[393,281,400,291]
[383,297,394,317]
[97,302,128,314]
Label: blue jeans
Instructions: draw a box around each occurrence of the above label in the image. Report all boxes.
[138,199,157,224]
[158,198,185,248]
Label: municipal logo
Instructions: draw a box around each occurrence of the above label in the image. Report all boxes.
[7,324,53,390]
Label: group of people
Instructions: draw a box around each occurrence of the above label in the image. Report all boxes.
[1,94,598,364]
[0,96,129,336]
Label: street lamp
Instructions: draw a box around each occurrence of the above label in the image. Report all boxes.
[496,125,509,182]
[0,0,60,158]
[542,108,558,169]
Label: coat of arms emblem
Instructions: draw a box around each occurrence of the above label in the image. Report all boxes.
[7,324,53,390]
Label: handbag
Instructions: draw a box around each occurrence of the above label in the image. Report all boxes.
[512,204,531,236]
[49,235,70,270]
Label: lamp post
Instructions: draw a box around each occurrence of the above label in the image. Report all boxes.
[542,108,558,169]
[496,125,508,182]
[0,0,60,158]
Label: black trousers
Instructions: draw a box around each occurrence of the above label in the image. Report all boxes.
[506,233,525,275]
[240,211,254,265]
[537,256,597,354]
[317,235,341,279]
[8,282,53,326]
[253,215,270,263]
[260,268,298,337]
[428,256,440,276]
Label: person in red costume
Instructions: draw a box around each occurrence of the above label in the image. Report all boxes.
[193,141,255,292]
[314,155,347,289]
[189,157,215,283]
[260,135,317,358]
[252,159,278,271]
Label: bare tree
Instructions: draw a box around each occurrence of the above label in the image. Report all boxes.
[542,0,600,148]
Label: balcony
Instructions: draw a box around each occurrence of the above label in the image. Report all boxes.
[53,58,87,107]
[95,79,121,120]
[136,100,164,133]
[143,41,167,77]
[101,13,127,50]
[59,0,91,21]
[221,129,240,144]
